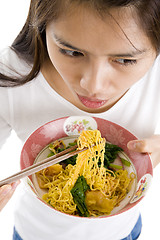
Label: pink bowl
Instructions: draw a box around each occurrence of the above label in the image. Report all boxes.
[20,116,153,217]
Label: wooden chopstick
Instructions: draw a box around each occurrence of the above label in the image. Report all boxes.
[0,144,89,187]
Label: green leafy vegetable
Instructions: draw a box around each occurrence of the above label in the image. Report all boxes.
[47,147,65,157]
[105,143,123,162]
[71,176,90,217]
[47,141,77,165]
[62,142,78,165]
[120,158,131,167]
[109,163,123,169]
[62,154,77,165]
[104,143,123,169]
[68,142,77,146]
[47,152,55,158]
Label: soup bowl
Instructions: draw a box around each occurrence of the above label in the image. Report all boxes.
[20,116,153,218]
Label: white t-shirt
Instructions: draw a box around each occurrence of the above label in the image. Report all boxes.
[0,48,160,240]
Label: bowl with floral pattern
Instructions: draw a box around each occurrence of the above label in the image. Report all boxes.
[20,116,153,217]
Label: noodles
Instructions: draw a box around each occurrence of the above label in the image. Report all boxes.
[36,130,135,217]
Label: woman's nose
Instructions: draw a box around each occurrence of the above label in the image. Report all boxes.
[80,60,112,95]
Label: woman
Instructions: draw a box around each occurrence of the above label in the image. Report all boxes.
[0,0,160,239]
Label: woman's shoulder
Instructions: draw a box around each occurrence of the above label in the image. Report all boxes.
[0,47,21,65]
[153,54,160,71]
[142,54,160,85]
[0,47,31,76]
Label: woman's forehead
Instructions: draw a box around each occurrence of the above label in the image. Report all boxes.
[47,6,153,56]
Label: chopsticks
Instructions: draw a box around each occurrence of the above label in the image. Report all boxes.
[0,144,89,187]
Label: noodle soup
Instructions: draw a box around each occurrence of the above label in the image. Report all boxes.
[32,130,137,217]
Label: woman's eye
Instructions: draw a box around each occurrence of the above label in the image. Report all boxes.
[59,48,84,57]
[114,58,137,66]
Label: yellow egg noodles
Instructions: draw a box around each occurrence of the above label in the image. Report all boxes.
[36,130,134,217]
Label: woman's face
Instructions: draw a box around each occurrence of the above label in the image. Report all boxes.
[44,6,156,113]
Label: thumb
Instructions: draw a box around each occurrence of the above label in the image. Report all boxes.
[127,135,160,153]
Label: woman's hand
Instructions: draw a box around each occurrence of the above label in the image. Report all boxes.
[0,181,20,211]
[127,135,160,168]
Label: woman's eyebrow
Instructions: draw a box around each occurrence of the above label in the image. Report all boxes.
[53,33,147,57]
[108,49,147,58]
[53,34,83,51]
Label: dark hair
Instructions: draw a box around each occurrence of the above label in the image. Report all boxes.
[1,0,160,87]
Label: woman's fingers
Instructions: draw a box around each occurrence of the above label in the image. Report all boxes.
[0,186,14,211]
[127,135,160,153]
[0,181,20,211]
[127,135,160,168]
[0,185,12,199]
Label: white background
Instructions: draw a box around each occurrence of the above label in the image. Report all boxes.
[0,1,160,239]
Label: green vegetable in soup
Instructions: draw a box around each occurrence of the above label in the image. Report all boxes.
[99,143,123,169]
[120,158,131,167]
[71,176,90,217]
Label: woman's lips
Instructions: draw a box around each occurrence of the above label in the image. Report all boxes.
[77,94,107,109]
